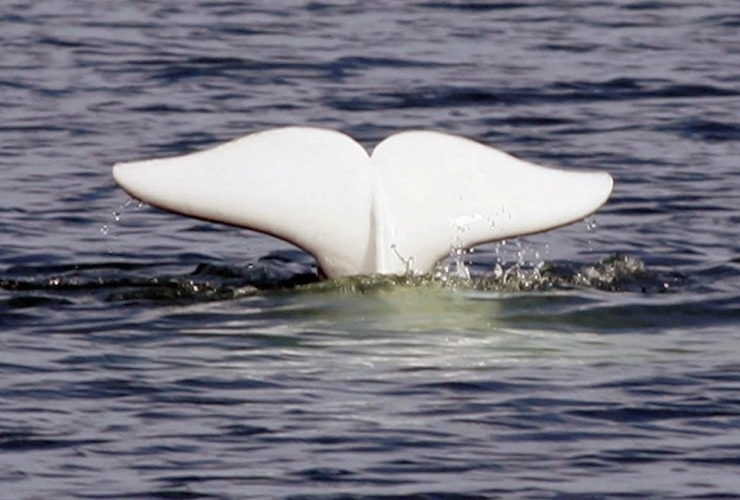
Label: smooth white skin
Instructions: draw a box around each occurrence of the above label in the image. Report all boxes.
[113,127,613,278]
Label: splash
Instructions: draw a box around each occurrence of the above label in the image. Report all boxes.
[390,243,414,275]
[0,252,678,307]
[306,254,672,295]
[433,245,472,286]
[473,254,675,293]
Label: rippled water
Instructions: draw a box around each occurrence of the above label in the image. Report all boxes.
[2,1,740,499]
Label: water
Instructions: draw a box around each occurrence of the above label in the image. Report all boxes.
[2,1,740,498]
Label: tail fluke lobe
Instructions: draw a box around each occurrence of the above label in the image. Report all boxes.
[113,127,613,278]
[371,131,613,273]
[113,127,375,277]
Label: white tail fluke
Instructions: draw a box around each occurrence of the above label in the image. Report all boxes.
[113,127,613,278]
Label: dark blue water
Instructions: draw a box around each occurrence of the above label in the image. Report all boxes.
[2,1,740,498]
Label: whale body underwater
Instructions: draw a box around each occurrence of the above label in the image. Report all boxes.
[112,127,613,279]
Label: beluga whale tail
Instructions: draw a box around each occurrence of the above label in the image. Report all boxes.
[113,127,613,279]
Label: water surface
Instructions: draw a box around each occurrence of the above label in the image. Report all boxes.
[2,1,740,499]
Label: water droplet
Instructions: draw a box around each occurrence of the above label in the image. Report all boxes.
[102,197,139,254]
[390,244,413,274]
[493,263,503,279]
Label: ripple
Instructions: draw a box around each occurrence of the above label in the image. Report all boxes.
[418,2,535,11]
[2,1,740,498]
[659,118,740,142]
[325,79,740,111]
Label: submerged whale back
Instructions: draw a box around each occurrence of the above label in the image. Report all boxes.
[113,127,613,278]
